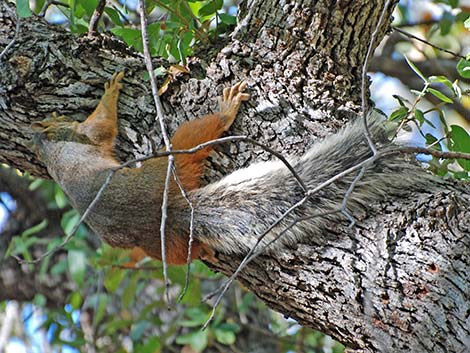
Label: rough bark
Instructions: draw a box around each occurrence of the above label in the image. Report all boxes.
[0,1,469,352]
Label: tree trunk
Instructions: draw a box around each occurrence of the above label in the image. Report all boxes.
[0,1,469,352]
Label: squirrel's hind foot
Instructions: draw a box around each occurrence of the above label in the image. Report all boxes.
[104,71,124,94]
[219,81,250,130]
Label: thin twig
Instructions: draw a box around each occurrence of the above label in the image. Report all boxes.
[170,166,196,303]
[88,0,107,35]
[340,166,366,228]
[119,135,307,193]
[0,5,20,60]
[138,0,174,307]
[361,0,393,155]
[393,27,466,59]
[39,0,70,16]
[14,170,117,264]
[394,146,470,160]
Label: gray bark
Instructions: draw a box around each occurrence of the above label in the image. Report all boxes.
[0,1,469,352]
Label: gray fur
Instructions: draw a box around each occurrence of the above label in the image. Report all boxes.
[188,117,435,255]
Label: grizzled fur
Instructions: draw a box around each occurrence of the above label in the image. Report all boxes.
[188,118,433,254]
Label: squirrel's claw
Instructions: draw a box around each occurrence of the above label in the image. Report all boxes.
[219,81,250,130]
[105,71,124,93]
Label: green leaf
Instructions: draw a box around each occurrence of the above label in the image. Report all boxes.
[404,55,427,82]
[198,0,223,17]
[428,76,453,90]
[61,210,81,235]
[427,88,453,103]
[179,307,210,327]
[70,292,83,310]
[452,171,470,179]
[447,0,458,8]
[54,187,68,208]
[464,16,470,29]
[437,110,450,136]
[78,0,98,17]
[176,330,208,352]
[134,337,161,353]
[104,7,123,26]
[214,323,240,345]
[414,109,425,125]
[450,125,470,170]
[392,94,410,107]
[456,58,470,79]
[68,250,87,285]
[21,220,48,238]
[219,13,237,25]
[130,321,151,341]
[440,11,454,35]
[110,27,143,52]
[29,178,45,190]
[50,257,68,275]
[91,294,108,326]
[104,268,126,292]
[143,67,167,81]
[425,133,441,151]
[389,106,408,121]
[121,272,139,309]
[214,328,236,344]
[33,293,47,307]
[16,0,32,18]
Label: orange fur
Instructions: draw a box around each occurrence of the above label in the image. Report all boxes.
[76,74,248,266]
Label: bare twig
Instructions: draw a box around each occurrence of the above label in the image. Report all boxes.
[39,0,70,16]
[393,27,466,59]
[361,0,393,155]
[88,0,107,35]
[341,166,366,228]
[138,0,174,306]
[13,169,117,264]
[119,135,307,193]
[393,146,470,160]
[394,20,438,28]
[171,166,196,303]
[0,4,20,60]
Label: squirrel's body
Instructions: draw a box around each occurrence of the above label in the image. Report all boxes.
[31,73,432,264]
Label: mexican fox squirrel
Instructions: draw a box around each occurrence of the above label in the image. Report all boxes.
[31,72,431,265]
[32,72,248,264]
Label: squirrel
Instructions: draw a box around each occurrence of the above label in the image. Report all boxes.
[30,72,432,265]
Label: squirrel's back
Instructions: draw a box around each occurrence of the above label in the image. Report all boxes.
[189,116,435,255]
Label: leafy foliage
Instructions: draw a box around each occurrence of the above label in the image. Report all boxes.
[388,2,470,180]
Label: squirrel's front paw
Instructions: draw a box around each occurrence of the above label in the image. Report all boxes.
[104,71,124,93]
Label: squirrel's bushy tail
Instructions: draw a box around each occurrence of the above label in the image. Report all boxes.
[190,116,432,255]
